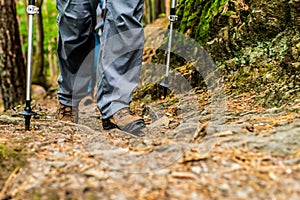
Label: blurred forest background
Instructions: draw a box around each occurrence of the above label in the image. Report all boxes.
[0,0,171,111]
[0,0,300,112]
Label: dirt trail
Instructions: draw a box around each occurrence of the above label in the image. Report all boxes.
[0,92,300,200]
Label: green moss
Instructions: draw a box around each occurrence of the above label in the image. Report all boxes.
[198,0,227,43]
[0,144,27,189]
[165,0,300,107]
[0,144,17,159]
[177,0,228,45]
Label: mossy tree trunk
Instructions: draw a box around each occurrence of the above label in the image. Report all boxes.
[176,0,228,45]
[174,0,300,106]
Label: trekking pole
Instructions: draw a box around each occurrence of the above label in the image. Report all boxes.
[160,0,178,98]
[20,0,38,131]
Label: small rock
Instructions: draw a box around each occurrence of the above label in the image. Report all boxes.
[50,161,66,168]
[191,166,202,174]
[84,169,109,180]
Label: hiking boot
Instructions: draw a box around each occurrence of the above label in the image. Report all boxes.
[102,108,146,136]
[55,103,78,123]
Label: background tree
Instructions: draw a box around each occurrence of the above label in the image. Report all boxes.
[0,0,26,111]
[154,0,166,18]
[144,0,166,24]
[21,0,48,89]
[32,0,48,89]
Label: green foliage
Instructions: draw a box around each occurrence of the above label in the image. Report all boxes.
[16,0,28,52]
[17,0,58,49]
[42,1,58,77]
[16,0,58,78]
[42,1,58,54]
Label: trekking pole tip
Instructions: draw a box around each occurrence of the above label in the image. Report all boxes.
[19,100,37,131]
[160,77,171,99]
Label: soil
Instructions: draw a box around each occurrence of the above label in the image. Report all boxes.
[0,89,300,200]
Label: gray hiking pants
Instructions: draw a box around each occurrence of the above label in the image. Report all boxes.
[56,0,144,119]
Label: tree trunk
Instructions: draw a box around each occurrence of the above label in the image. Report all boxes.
[144,0,152,24]
[154,0,166,18]
[32,0,48,89]
[0,0,26,111]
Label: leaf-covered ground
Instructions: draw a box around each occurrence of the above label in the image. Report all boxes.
[1,8,300,198]
[1,89,300,200]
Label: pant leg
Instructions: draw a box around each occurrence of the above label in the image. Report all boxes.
[56,0,98,106]
[96,0,145,119]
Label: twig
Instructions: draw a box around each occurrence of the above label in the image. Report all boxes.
[0,166,20,199]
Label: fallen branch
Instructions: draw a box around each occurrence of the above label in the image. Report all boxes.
[0,166,20,199]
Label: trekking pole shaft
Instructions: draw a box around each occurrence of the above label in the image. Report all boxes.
[26,14,34,101]
[165,0,177,79]
[165,22,174,78]
[171,0,176,14]
[25,0,38,100]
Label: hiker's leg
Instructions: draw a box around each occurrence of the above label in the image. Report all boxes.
[56,0,97,106]
[96,0,144,119]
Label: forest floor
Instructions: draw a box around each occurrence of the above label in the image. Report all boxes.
[1,17,300,200]
[0,87,300,200]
